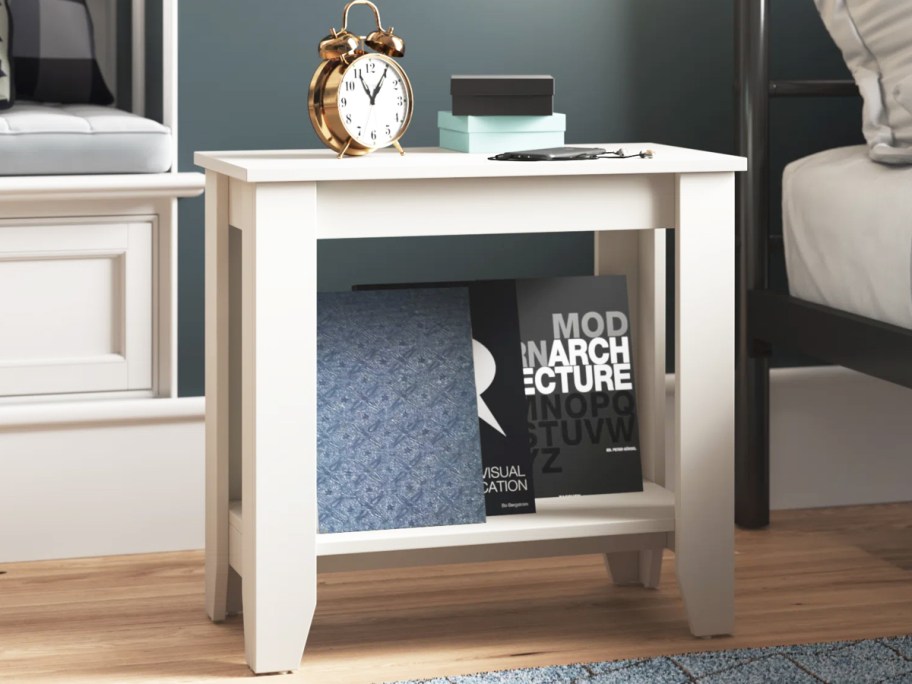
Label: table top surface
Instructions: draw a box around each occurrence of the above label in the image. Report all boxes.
[195,144,747,184]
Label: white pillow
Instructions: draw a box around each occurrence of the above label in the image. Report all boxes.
[815,0,912,164]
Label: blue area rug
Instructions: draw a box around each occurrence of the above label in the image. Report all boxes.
[389,636,912,683]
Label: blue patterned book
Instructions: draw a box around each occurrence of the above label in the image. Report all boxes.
[317,288,486,533]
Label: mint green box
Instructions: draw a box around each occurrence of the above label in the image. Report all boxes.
[438,111,566,153]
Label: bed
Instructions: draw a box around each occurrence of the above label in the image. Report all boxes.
[783,145,912,331]
[735,0,912,528]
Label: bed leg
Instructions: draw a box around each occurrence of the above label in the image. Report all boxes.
[736,353,770,529]
[735,0,772,529]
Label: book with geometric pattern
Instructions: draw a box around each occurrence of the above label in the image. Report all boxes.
[317,288,485,533]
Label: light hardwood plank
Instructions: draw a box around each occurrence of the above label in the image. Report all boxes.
[1,503,911,683]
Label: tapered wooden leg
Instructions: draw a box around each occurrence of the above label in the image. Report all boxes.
[595,229,668,591]
[605,549,663,588]
[226,567,243,616]
[239,182,318,674]
[205,171,231,623]
[674,172,735,637]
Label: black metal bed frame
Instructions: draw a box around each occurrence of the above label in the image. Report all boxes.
[734,0,912,529]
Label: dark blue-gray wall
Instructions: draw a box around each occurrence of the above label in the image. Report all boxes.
[175,0,859,396]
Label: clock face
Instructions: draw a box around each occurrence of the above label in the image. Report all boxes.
[337,54,410,148]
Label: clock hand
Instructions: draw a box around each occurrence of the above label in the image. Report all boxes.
[370,66,389,104]
[361,102,375,140]
[358,72,372,100]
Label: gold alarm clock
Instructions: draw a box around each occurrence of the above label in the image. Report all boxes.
[309,0,414,158]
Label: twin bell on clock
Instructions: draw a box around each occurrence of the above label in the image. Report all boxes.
[309,0,414,158]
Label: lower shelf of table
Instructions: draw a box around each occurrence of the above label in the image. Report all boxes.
[227,481,674,573]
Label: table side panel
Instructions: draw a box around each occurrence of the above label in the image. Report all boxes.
[315,175,675,239]
[228,177,254,232]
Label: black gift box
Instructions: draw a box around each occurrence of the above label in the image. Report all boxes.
[450,75,554,116]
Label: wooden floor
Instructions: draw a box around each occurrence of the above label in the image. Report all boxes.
[2,503,912,684]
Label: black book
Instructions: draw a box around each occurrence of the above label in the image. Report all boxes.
[466,280,536,515]
[516,276,643,497]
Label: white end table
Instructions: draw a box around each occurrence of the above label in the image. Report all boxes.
[195,144,746,674]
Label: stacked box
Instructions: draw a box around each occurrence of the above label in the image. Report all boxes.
[439,75,564,154]
[451,75,554,116]
[438,112,566,154]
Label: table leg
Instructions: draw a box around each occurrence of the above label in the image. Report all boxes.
[674,172,735,637]
[205,171,230,622]
[595,229,668,587]
[604,549,663,588]
[240,182,318,673]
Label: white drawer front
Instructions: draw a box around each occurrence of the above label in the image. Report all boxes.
[0,219,153,397]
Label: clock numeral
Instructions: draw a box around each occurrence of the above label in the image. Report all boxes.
[396,95,404,106]
[345,113,352,124]
[357,126,362,135]
[353,68,363,79]
[385,124,391,136]
[395,112,400,123]
[367,61,377,73]
[370,129,378,141]
[340,97,347,107]
[392,79,399,90]
[345,81,355,92]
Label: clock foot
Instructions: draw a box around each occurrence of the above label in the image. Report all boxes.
[393,141,405,156]
[338,138,353,159]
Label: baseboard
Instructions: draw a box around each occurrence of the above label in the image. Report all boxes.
[663,366,912,511]
[764,366,912,510]
[0,397,204,563]
[3,367,910,563]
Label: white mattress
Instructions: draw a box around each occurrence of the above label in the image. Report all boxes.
[783,144,912,330]
[0,102,172,175]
